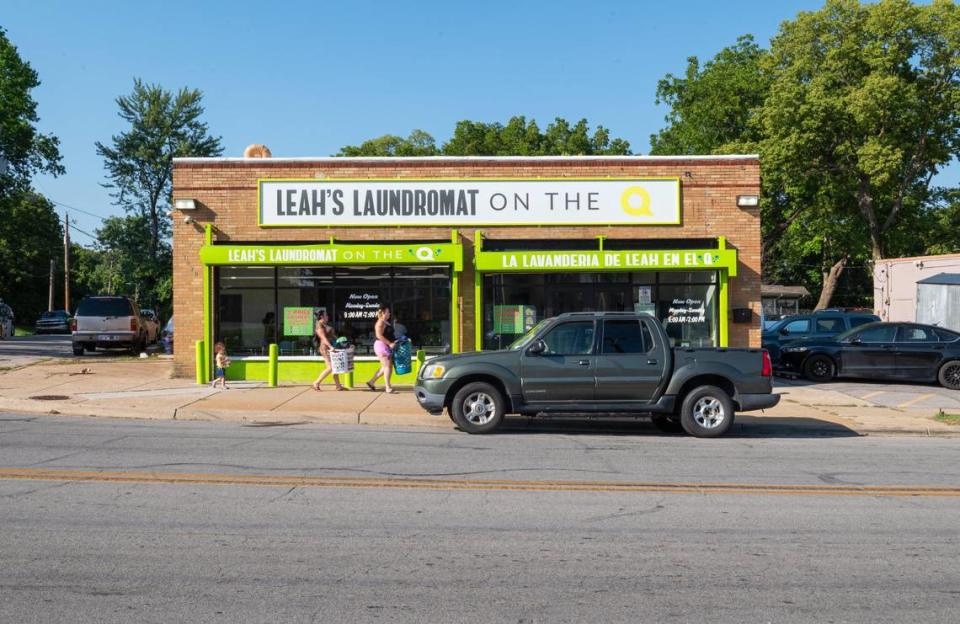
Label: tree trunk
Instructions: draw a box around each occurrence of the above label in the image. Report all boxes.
[815,257,848,310]
[857,177,885,261]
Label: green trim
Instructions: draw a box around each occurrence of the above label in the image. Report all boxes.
[195,340,205,385]
[475,248,737,274]
[200,241,463,271]
[202,265,212,382]
[226,358,423,385]
[474,231,483,351]
[718,271,729,348]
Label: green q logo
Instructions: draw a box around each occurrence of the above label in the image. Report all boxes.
[621,186,653,217]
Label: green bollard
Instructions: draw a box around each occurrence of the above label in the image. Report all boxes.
[268,343,279,387]
[195,340,206,385]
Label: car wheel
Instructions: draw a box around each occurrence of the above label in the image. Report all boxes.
[450,382,505,434]
[939,360,960,391]
[803,355,835,382]
[650,414,684,434]
[72,345,84,356]
[679,385,735,438]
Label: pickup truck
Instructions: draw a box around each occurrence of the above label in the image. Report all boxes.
[414,312,779,437]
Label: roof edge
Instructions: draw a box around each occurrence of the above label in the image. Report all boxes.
[173,154,760,164]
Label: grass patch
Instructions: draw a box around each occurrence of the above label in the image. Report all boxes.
[14,326,34,336]
[934,410,960,425]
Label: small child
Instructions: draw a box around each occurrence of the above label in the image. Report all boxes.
[212,342,231,389]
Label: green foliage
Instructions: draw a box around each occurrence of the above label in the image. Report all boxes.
[0,27,63,193]
[337,130,439,156]
[96,79,223,260]
[650,35,770,155]
[649,1,960,307]
[0,190,63,322]
[338,116,630,157]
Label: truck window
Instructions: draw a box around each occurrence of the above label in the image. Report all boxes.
[815,318,843,333]
[782,319,810,334]
[76,298,133,317]
[541,321,595,355]
[602,320,649,354]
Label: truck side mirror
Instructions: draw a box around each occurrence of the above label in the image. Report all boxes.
[527,339,546,356]
[779,327,790,335]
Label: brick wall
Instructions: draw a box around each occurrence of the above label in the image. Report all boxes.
[172,157,761,377]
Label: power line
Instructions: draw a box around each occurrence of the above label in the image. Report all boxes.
[69,223,98,241]
[44,197,110,222]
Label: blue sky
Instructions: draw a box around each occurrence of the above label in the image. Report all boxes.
[4,0,957,242]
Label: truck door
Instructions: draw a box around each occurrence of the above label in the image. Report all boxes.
[520,320,597,402]
[595,318,666,402]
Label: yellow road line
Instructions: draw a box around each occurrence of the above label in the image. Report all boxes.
[0,468,958,498]
[897,393,935,409]
[861,391,886,401]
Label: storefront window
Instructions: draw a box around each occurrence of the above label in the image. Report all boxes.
[217,267,277,355]
[482,271,718,350]
[215,264,451,357]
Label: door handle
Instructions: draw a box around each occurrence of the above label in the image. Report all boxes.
[578,360,590,366]
[647,359,658,365]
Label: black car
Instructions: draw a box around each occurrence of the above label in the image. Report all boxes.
[35,309,72,334]
[778,322,960,389]
[762,310,879,363]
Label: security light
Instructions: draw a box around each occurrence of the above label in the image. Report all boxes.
[174,198,197,210]
[736,195,759,207]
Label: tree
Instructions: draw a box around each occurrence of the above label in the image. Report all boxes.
[0,27,63,194]
[338,116,631,157]
[0,190,63,321]
[96,79,223,262]
[649,35,770,155]
[337,130,439,156]
[93,214,174,317]
[759,0,960,264]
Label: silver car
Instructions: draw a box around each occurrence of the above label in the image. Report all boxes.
[72,296,148,356]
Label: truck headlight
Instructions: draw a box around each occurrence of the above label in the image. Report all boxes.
[422,364,446,379]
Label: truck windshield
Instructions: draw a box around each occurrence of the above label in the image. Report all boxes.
[507,320,549,350]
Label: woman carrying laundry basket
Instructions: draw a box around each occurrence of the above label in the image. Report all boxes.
[311,310,346,391]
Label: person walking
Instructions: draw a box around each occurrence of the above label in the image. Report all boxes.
[366,304,396,393]
[311,310,345,391]
[211,342,231,389]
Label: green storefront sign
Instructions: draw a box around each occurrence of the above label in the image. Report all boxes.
[475,248,737,275]
[200,242,464,270]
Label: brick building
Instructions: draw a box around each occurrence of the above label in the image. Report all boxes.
[171,154,761,382]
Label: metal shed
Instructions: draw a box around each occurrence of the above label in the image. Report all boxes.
[916,273,960,332]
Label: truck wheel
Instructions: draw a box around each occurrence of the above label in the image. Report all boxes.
[680,385,735,438]
[450,382,505,434]
[939,360,960,391]
[72,345,84,356]
[650,414,684,434]
[803,355,835,382]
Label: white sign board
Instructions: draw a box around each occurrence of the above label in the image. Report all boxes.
[259,178,681,227]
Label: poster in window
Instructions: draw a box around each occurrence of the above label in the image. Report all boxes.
[283,307,323,336]
[495,305,537,333]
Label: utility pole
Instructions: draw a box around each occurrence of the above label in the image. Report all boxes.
[63,212,70,313]
[48,259,55,312]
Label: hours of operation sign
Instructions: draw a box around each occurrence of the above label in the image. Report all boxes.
[259,178,681,227]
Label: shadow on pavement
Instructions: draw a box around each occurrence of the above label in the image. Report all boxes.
[496,415,860,438]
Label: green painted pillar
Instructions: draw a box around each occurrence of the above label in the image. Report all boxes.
[268,343,279,387]
[195,340,206,384]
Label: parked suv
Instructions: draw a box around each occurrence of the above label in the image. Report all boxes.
[414,312,779,438]
[35,309,72,334]
[139,309,161,344]
[762,310,879,364]
[71,296,148,356]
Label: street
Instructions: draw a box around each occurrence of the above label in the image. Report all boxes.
[1,415,959,623]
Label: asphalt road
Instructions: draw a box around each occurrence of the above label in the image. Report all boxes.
[0,334,164,368]
[1,415,959,623]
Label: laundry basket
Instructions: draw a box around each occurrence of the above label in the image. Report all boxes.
[393,339,412,375]
[330,347,355,374]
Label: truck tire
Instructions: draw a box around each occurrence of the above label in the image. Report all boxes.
[679,385,735,438]
[72,345,84,356]
[650,414,684,434]
[803,355,835,382]
[450,382,506,434]
[939,360,960,391]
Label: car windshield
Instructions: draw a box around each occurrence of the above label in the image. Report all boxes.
[40,311,58,319]
[76,298,132,317]
[507,320,549,350]
[764,318,788,332]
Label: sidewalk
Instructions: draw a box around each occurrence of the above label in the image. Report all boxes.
[0,358,958,435]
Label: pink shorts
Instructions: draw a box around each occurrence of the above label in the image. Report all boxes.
[374,340,392,358]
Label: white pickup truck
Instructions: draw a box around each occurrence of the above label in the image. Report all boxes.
[71,296,155,356]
